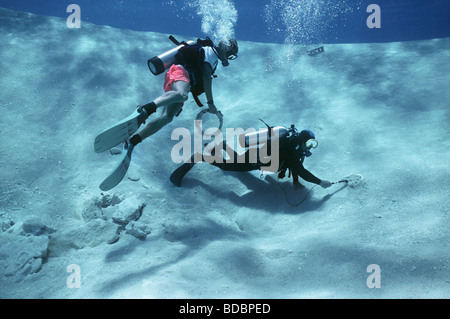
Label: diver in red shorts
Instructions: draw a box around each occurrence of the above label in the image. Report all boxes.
[129,37,239,147]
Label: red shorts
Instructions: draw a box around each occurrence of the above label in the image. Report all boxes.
[164,64,190,92]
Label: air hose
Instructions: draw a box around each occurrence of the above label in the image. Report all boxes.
[279,174,363,206]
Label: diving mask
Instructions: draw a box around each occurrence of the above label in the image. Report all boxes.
[221,51,237,67]
[219,38,238,67]
[300,139,318,158]
[305,139,318,149]
[227,52,238,60]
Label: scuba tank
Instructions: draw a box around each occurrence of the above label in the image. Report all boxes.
[147,36,195,76]
[240,126,289,148]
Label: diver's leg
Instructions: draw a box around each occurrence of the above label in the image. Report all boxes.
[152,83,189,108]
[132,81,189,143]
[206,140,259,172]
[137,103,182,140]
[210,149,259,172]
[141,66,190,114]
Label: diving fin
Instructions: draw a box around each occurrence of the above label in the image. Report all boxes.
[94,108,149,153]
[170,154,197,187]
[99,141,134,191]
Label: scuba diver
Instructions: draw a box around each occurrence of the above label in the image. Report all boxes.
[94,35,239,153]
[170,123,333,189]
[94,36,239,191]
[129,36,239,147]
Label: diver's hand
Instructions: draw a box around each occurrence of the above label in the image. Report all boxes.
[320,180,332,189]
[207,102,217,114]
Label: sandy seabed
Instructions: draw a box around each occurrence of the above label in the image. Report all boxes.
[0,8,449,299]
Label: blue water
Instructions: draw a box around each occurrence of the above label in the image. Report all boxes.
[0,0,448,44]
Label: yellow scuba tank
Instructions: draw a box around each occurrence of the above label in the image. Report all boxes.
[147,37,195,76]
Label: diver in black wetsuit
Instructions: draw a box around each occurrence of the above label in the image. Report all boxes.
[170,124,332,189]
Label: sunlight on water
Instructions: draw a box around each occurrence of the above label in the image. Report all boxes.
[265,0,360,44]
[263,0,362,81]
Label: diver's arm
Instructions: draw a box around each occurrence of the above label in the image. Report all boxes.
[296,164,332,188]
[202,62,217,113]
[295,165,332,188]
[292,162,321,185]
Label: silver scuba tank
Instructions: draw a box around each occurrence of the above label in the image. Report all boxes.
[147,40,195,76]
[239,126,289,148]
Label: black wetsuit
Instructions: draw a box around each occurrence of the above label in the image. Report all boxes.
[208,138,321,185]
[170,130,322,187]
